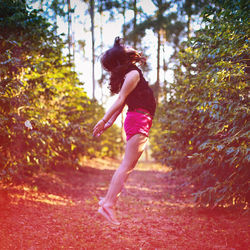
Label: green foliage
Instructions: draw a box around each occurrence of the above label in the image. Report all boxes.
[151,0,249,207]
[0,0,122,182]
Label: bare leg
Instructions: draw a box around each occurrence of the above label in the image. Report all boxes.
[99,134,148,224]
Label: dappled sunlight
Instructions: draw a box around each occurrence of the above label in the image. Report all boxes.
[81,157,172,173]
[80,157,122,170]
[11,193,74,206]
[125,184,163,194]
[136,161,172,172]
[151,199,195,209]
[1,158,249,250]
[124,183,195,209]
[33,171,70,187]
[4,184,75,207]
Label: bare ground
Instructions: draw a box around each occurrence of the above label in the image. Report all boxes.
[0,158,249,249]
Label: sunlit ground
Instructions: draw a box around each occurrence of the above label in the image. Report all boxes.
[80,155,171,172]
[135,161,171,172]
[1,157,169,208]
[0,158,249,249]
[1,183,75,207]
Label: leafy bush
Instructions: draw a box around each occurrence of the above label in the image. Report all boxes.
[0,0,122,182]
[151,0,249,207]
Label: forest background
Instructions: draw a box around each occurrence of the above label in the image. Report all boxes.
[0,0,249,209]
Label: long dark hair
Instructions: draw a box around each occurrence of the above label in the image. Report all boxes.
[101,37,146,94]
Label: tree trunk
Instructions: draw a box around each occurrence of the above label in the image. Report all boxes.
[122,1,127,39]
[163,43,167,101]
[99,0,104,104]
[133,0,137,48]
[156,30,161,103]
[89,0,95,99]
[121,1,127,143]
[39,0,43,9]
[187,13,191,39]
[67,0,72,64]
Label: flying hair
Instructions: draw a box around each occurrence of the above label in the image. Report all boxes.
[101,36,146,94]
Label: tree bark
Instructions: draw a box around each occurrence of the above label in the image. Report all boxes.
[156,30,161,103]
[67,0,71,64]
[99,0,104,104]
[187,13,191,39]
[121,1,127,143]
[122,3,125,38]
[89,0,95,99]
[133,0,137,48]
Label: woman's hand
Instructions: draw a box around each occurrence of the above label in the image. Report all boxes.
[104,121,113,130]
[93,120,113,137]
[93,119,105,137]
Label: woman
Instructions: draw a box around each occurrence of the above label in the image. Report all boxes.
[93,37,156,225]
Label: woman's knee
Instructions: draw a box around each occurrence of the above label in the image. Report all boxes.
[118,161,135,175]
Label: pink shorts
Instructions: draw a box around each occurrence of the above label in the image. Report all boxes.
[124,109,153,141]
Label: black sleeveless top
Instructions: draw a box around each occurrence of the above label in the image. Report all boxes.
[124,64,156,117]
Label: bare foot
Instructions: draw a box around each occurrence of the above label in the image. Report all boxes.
[98,205,120,226]
[98,207,113,224]
[102,204,120,225]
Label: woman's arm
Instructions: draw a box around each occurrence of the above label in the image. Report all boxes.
[94,104,125,137]
[103,70,139,121]
[93,70,139,137]
[106,104,125,126]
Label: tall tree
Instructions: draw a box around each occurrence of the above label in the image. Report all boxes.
[121,1,128,39]
[132,0,138,48]
[97,0,104,103]
[83,0,126,100]
[176,0,209,39]
[89,0,121,100]
[90,0,95,99]
[67,0,72,64]
[96,0,120,102]
[128,0,173,103]
[84,0,96,100]
[29,0,73,61]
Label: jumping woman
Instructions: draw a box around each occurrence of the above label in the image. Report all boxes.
[93,37,156,225]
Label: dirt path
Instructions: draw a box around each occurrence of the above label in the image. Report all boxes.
[0,158,249,249]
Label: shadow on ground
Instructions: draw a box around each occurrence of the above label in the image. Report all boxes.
[0,159,249,249]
